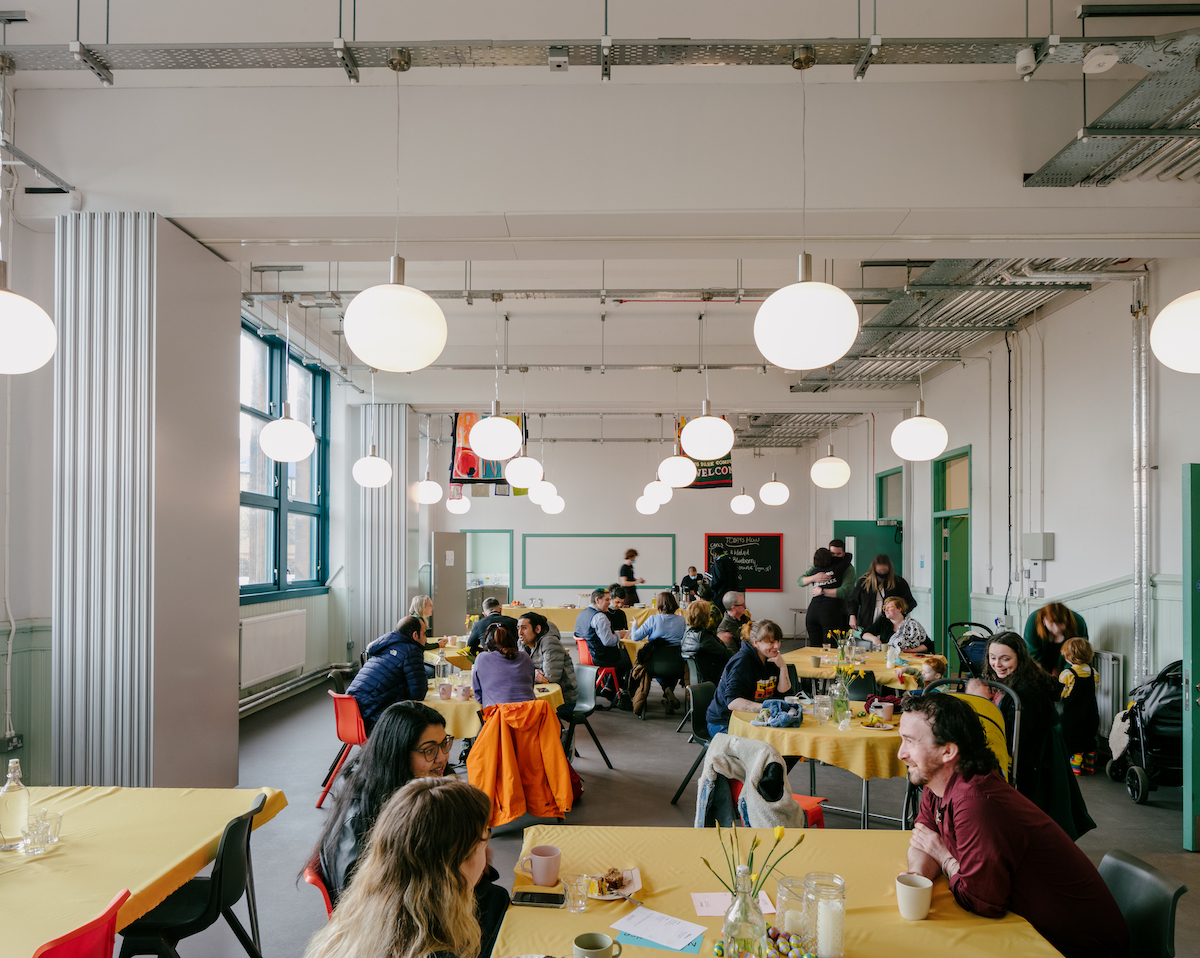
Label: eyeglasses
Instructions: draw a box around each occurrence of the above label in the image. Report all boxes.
[412,736,455,762]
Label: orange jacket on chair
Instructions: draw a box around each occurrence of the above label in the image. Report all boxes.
[466,699,574,827]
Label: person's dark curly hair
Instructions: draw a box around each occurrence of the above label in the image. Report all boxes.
[900,692,1000,780]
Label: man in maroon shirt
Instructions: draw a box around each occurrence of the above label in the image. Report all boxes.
[898,694,1128,958]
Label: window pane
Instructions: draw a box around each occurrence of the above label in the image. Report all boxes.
[287,513,318,583]
[288,455,318,504]
[880,472,902,518]
[240,330,270,412]
[945,456,969,511]
[239,506,274,585]
[288,361,313,426]
[240,412,274,495]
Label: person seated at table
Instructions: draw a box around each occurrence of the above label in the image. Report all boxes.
[575,588,631,690]
[472,625,537,709]
[867,596,931,653]
[680,598,733,684]
[517,611,577,722]
[966,632,1095,840]
[467,597,519,656]
[680,565,701,599]
[305,776,504,958]
[346,616,429,732]
[716,592,751,646]
[921,654,948,686]
[847,553,917,644]
[898,694,1127,958]
[1023,601,1089,675]
[408,594,448,650]
[607,585,631,631]
[705,619,790,736]
[633,591,687,644]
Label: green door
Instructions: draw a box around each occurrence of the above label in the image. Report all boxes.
[831,520,903,580]
[936,515,971,669]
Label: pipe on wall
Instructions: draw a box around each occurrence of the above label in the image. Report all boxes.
[1132,275,1152,681]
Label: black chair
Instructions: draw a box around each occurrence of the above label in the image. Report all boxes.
[642,642,686,721]
[119,795,266,958]
[565,665,613,769]
[846,673,878,700]
[676,657,703,732]
[1099,849,1188,958]
[670,682,716,805]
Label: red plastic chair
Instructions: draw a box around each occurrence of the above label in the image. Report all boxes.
[34,889,131,958]
[303,858,335,918]
[316,691,367,809]
[575,637,619,696]
[729,780,826,829]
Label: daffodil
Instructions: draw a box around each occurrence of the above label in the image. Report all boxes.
[774,825,785,842]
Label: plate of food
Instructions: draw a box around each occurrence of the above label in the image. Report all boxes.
[588,867,641,900]
[862,722,895,731]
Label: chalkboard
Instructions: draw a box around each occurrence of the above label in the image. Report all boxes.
[705,534,783,592]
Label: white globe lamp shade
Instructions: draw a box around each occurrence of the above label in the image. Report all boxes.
[469,399,523,462]
[658,450,698,488]
[680,400,735,461]
[635,495,659,515]
[503,454,543,488]
[352,445,393,488]
[754,278,859,370]
[528,479,557,505]
[644,480,673,505]
[730,487,756,515]
[890,402,949,462]
[446,496,471,515]
[0,288,56,375]
[259,403,316,463]
[810,445,851,489]
[759,473,791,505]
[1150,289,1200,373]
[542,494,565,515]
[342,255,447,372]
[416,473,444,505]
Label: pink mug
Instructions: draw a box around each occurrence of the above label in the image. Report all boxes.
[456,686,471,701]
[518,844,561,887]
[870,701,895,722]
[438,684,453,700]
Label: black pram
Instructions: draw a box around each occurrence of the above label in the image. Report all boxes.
[1106,659,1183,804]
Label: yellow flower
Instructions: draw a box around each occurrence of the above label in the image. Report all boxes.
[750,873,759,883]
[774,825,785,842]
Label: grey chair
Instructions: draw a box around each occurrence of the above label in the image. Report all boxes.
[641,642,686,721]
[1099,849,1187,958]
[565,665,613,769]
[676,656,703,732]
[670,682,716,805]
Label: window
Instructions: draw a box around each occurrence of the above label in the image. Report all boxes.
[239,323,329,601]
[877,468,902,520]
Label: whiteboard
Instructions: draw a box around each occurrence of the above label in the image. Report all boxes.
[522,535,675,590]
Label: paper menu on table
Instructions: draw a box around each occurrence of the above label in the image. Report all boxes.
[610,907,707,950]
[690,891,775,916]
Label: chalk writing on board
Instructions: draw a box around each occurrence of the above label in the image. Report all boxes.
[705,533,783,592]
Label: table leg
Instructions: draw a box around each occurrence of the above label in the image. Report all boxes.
[861,778,870,830]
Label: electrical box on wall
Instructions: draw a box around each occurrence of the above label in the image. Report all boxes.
[1027,559,1047,581]
[1022,532,1055,560]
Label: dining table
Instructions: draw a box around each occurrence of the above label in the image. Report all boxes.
[422,678,564,738]
[5,785,287,957]
[495,824,1060,958]
[424,642,474,672]
[783,648,920,691]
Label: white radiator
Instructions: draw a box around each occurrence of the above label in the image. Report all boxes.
[239,610,307,689]
[1094,650,1125,737]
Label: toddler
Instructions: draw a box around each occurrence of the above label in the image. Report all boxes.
[921,655,948,686]
[1059,637,1101,775]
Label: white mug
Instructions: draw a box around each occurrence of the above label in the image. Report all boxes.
[518,844,561,887]
[896,873,933,920]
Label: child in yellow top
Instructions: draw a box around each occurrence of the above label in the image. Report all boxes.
[1059,637,1101,775]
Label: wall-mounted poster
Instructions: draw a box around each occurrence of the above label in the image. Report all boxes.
[677,415,733,488]
[705,533,783,591]
[450,412,526,483]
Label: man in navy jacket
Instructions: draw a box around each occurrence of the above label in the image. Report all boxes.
[346,616,429,730]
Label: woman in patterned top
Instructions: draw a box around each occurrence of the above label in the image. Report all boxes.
[880,596,931,653]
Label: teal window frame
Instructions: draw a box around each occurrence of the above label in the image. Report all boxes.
[240,319,330,604]
[876,467,903,520]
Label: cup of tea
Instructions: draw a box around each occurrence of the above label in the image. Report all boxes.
[870,701,895,722]
[574,933,622,958]
[456,685,471,701]
[809,655,822,669]
[518,844,562,887]
[896,873,933,920]
[438,684,453,700]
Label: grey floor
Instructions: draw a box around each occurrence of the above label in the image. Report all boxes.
[157,649,1200,958]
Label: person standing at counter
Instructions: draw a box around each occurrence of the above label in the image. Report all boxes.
[618,549,645,605]
[680,566,701,599]
[708,549,742,613]
[1023,602,1089,675]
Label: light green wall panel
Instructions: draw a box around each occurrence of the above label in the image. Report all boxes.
[1,619,52,786]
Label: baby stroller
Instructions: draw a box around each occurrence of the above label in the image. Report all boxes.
[947,622,993,677]
[1106,659,1183,804]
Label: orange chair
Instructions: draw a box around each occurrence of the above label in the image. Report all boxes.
[316,691,367,809]
[34,889,131,958]
[575,637,619,698]
[303,858,334,918]
[729,780,826,829]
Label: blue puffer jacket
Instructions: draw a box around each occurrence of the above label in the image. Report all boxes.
[346,631,427,728]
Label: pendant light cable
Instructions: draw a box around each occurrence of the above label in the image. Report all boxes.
[394,65,401,259]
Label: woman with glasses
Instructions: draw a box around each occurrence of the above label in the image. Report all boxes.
[305,777,496,958]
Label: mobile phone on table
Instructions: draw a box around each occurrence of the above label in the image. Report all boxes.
[512,890,565,908]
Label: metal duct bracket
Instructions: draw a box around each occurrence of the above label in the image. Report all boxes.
[853,35,881,81]
[600,34,612,81]
[0,135,76,194]
[1022,34,1061,81]
[68,40,112,85]
[333,38,359,83]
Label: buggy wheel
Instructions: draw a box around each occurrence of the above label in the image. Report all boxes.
[1126,765,1150,804]
[1106,758,1126,782]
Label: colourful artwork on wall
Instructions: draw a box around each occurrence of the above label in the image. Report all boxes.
[450,412,526,483]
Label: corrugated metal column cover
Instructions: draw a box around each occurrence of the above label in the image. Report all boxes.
[359,404,407,646]
[52,212,156,786]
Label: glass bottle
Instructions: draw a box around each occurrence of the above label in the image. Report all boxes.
[435,648,451,681]
[0,758,29,851]
[723,865,766,958]
[800,872,845,958]
[831,672,851,722]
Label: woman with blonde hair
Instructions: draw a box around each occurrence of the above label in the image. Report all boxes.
[408,595,448,651]
[847,553,917,644]
[304,777,493,958]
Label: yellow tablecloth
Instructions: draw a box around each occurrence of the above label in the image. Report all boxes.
[503,606,582,634]
[783,648,919,691]
[425,646,474,672]
[4,786,286,956]
[424,682,564,738]
[620,638,647,667]
[498,825,1059,958]
[731,703,907,780]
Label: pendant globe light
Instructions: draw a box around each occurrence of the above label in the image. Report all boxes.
[759,472,791,505]
[811,444,851,489]
[446,494,471,514]
[542,494,566,515]
[470,400,523,462]
[528,479,556,506]
[680,399,735,461]
[353,372,394,488]
[891,401,949,462]
[659,441,698,487]
[635,495,659,515]
[1150,288,1200,373]
[0,262,55,375]
[644,480,673,505]
[730,487,756,515]
[259,298,317,463]
[504,451,543,489]
[414,413,444,504]
[753,63,857,372]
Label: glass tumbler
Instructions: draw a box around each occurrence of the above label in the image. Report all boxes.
[563,874,589,913]
[39,809,63,843]
[21,820,49,855]
[800,872,846,958]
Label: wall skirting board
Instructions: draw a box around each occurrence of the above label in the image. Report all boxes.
[0,618,52,785]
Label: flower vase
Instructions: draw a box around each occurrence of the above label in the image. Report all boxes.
[831,673,851,723]
[723,866,766,958]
